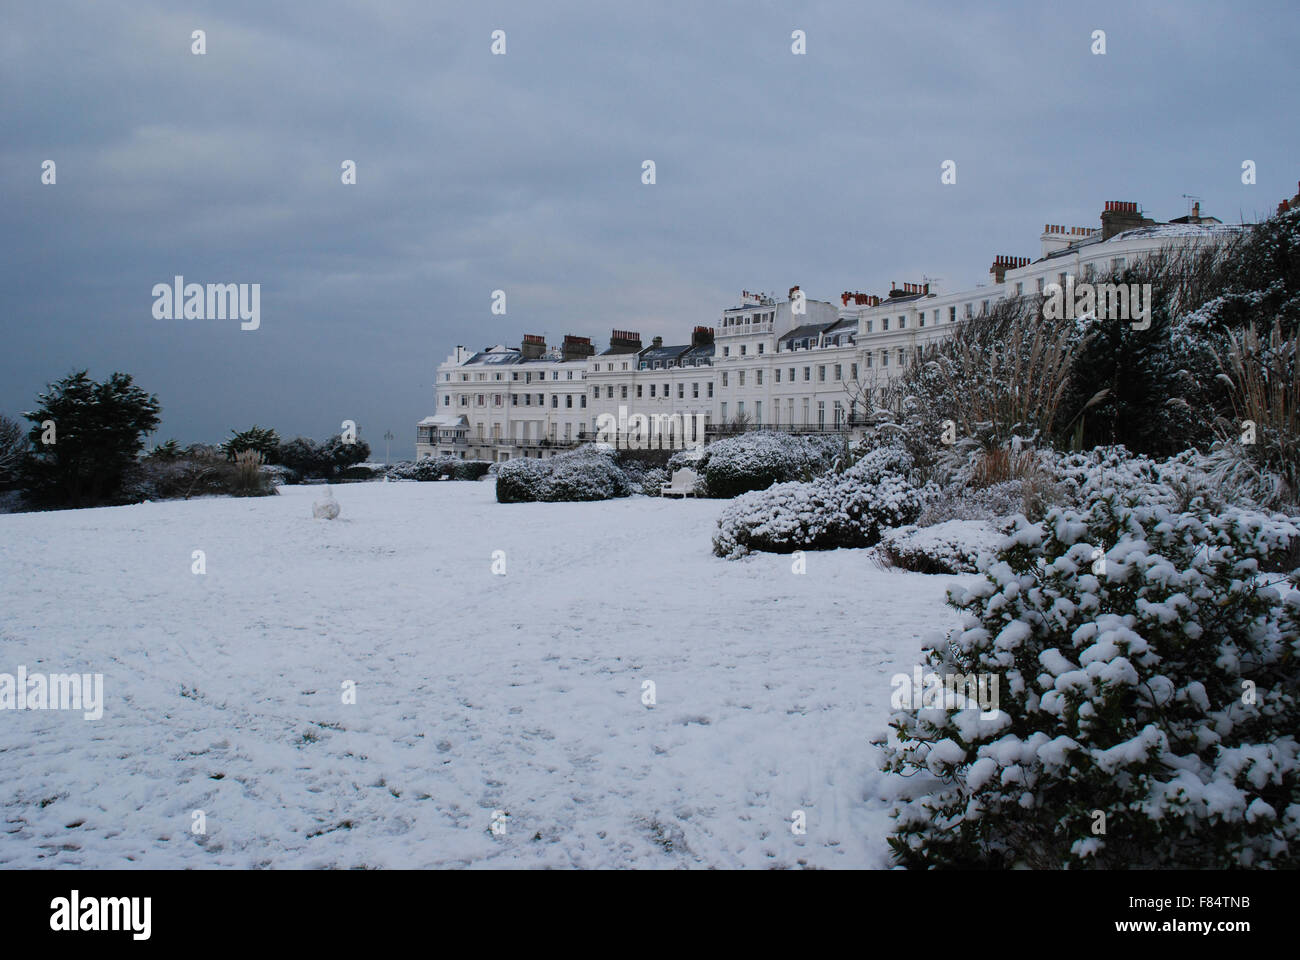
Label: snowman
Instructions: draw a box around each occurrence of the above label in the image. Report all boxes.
[312,486,340,520]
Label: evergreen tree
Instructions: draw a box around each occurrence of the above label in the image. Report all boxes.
[22,371,161,507]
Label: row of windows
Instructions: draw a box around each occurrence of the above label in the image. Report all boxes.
[591,382,717,400]
[718,399,849,428]
[446,393,591,409]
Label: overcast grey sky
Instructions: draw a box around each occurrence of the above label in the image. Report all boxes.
[3,0,1298,456]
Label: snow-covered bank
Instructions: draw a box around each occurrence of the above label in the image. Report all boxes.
[0,482,966,868]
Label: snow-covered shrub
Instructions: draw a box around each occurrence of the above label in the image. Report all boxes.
[496,447,632,503]
[261,464,299,486]
[698,431,840,499]
[387,457,491,481]
[877,520,1003,574]
[713,445,921,557]
[1043,446,1225,512]
[879,493,1300,869]
[640,467,667,497]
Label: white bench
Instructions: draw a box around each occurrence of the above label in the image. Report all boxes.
[661,468,699,498]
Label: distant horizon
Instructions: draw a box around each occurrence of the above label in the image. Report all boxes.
[5,0,1298,455]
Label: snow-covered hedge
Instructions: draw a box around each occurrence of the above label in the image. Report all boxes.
[387,458,492,482]
[879,493,1300,868]
[713,445,922,557]
[696,432,840,499]
[495,447,632,503]
[878,519,1003,574]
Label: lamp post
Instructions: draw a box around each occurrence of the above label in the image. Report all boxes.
[383,430,394,469]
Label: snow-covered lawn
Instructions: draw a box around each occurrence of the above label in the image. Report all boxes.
[0,481,968,868]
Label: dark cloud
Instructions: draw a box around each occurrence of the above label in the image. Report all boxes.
[3,0,1297,452]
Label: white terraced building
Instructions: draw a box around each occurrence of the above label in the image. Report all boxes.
[418,198,1242,463]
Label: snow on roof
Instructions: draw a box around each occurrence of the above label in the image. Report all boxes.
[1107,223,1243,242]
[417,414,467,427]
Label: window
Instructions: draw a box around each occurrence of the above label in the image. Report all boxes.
[622,362,628,370]
[882,317,890,331]
[775,368,782,383]
[567,371,573,379]
[898,315,906,329]
[692,382,699,398]
[443,395,450,406]
[789,368,796,382]
[801,398,809,425]
[494,394,502,406]
[834,364,842,381]
[757,369,763,386]
[650,384,656,397]
[723,346,730,357]
[739,371,746,387]
[591,386,599,398]
[606,386,613,399]
[511,394,518,406]
[1036,277,1045,293]
[551,395,559,408]
[524,394,531,406]
[1015,282,1024,295]
[965,303,974,319]
[881,350,889,368]
[817,401,826,429]
[918,312,925,327]
[755,401,762,424]
[476,394,485,406]
[982,299,990,315]
[460,395,468,406]
[722,372,728,387]
[758,343,765,354]
[897,349,905,366]
[663,383,668,397]
[580,395,586,408]
[803,367,811,381]
[949,306,956,322]
[566,395,573,408]
[865,319,873,332]
[621,385,628,399]
[654,360,662,370]
[817,366,826,382]
[537,393,543,405]
[677,383,684,399]
[720,402,728,420]
[637,384,643,398]
[707,382,714,398]
[850,363,858,380]
[740,345,747,356]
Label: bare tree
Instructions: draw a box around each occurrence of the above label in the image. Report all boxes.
[0,414,27,487]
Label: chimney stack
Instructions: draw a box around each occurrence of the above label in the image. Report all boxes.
[520,333,546,360]
[1100,200,1151,240]
[691,326,714,347]
[608,329,642,354]
[651,335,663,348]
[561,334,594,362]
